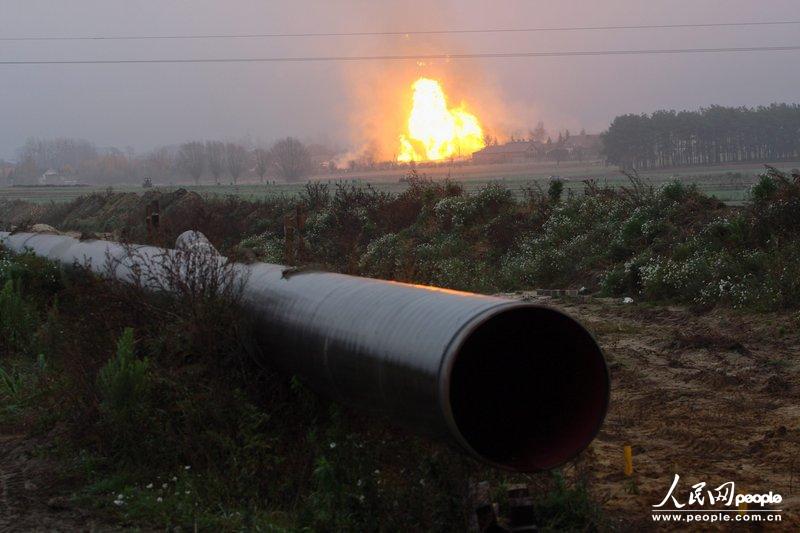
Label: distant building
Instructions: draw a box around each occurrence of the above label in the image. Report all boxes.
[38,169,79,186]
[562,133,602,160]
[39,169,60,185]
[472,141,544,164]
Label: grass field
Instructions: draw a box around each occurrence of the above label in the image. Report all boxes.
[3,160,798,205]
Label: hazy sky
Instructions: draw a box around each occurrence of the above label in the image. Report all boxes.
[2,0,799,159]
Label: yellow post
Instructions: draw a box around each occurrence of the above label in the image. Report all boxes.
[623,445,633,476]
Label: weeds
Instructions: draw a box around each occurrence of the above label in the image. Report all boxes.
[0,279,37,354]
[0,245,541,529]
[7,167,800,310]
[97,328,151,456]
[528,472,603,530]
[0,364,23,404]
[1,166,799,528]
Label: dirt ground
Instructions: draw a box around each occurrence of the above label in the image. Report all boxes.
[1,296,797,530]
[521,294,799,530]
[0,432,119,532]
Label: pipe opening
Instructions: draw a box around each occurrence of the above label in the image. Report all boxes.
[448,307,608,471]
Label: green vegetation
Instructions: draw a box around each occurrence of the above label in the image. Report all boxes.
[96,327,151,459]
[254,167,798,310]
[604,104,800,169]
[0,245,603,530]
[3,166,799,311]
[3,165,798,529]
[529,473,603,531]
[0,279,36,353]
[2,159,795,206]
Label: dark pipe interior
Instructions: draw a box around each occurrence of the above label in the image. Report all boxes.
[449,307,608,471]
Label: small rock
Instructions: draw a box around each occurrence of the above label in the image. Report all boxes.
[30,223,59,234]
[622,297,634,304]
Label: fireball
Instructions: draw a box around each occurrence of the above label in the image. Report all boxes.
[397,78,485,162]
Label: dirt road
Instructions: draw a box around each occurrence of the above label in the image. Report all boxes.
[521,294,800,529]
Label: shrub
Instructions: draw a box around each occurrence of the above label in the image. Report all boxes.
[748,168,800,244]
[237,232,284,263]
[0,250,63,306]
[359,233,406,280]
[659,179,690,204]
[750,173,778,206]
[548,179,564,204]
[530,473,602,530]
[301,181,331,211]
[97,328,150,446]
[0,279,37,355]
[433,196,472,228]
[4,169,800,313]
[0,365,24,408]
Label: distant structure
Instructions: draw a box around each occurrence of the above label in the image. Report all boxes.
[39,169,59,185]
[561,133,602,161]
[142,177,153,188]
[38,169,79,186]
[472,141,543,164]
[472,133,602,164]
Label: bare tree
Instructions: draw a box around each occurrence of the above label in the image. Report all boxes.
[17,137,98,173]
[10,156,38,184]
[531,121,547,142]
[143,147,174,181]
[253,148,270,183]
[205,141,225,185]
[178,142,205,184]
[225,142,248,184]
[270,137,311,181]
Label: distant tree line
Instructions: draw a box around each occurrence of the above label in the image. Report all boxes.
[8,136,315,185]
[603,104,800,169]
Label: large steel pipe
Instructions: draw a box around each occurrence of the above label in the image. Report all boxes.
[0,231,609,472]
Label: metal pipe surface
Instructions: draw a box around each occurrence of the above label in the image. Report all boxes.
[1,231,609,472]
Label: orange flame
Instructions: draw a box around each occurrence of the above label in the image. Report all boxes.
[397,78,485,162]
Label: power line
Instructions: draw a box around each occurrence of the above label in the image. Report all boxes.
[2,20,800,41]
[1,45,799,65]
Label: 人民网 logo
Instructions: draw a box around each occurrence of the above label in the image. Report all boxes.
[651,474,782,524]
